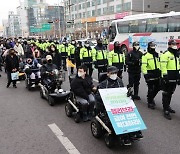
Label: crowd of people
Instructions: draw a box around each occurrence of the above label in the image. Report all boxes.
[0,37,180,123]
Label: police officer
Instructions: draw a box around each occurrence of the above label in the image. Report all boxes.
[80,41,93,77]
[108,41,126,78]
[126,42,143,100]
[142,42,161,109]
[92,38,108,79]
[160,40,180,120]
[59,40,68,71]
[68,40,76,74]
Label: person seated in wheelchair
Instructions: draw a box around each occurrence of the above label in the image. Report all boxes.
[95,66,143,145]
[70,65,97,122]
[24,57,41,87]
[40,55,58,93]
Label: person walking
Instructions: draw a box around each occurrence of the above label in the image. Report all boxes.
[160,40,180,120]
[5,48,19,88]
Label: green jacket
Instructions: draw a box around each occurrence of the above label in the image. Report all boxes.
[108,50,125,66]
[160,50,180,80]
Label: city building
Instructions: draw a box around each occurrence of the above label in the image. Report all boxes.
[64,0,180,39]
[45,5,65,38]
[7,11,21,37]
[17,1,29,37]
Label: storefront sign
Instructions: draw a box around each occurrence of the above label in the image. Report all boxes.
[96,14,115,21]
[115,12,130,19]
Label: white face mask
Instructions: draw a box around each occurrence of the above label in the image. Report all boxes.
[109,74,118,80]
[150,46,156,49]
[51,48,55,51]
[85,44,90,47]
[172,45,178,50]
[134,46,140,50]
[78,72,84,77]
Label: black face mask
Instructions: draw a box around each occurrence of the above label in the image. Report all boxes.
[98,42,103,47]
[48,60,52,64]
[169,47,178,56]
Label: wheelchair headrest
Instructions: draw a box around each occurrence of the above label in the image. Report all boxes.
[98,72,108,83]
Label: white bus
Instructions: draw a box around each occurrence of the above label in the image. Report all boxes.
[108,11,180,53]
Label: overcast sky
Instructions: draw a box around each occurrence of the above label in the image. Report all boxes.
[0,0,60,25]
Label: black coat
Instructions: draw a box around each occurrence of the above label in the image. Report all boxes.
[95,78,124,103]
[5,55,19,72]
[70,75,93,100]
[126,49,143,74]
[44,52,61,69]
[40,63,57,78]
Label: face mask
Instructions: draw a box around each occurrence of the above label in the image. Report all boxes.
[51,48,55,51]
[77,44,80,47]
[109,74,118,80]
[48,59,52,63]
[85,44,90,47]
[63,42,66,45]
[172,46,178,50]
[1,44,3,47]
[72,41,75,44]
[150,46,156,49]
[78,72,84,77]
[134,46,140,50]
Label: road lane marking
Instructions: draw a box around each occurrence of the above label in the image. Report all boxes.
[93,79,99,83]
[48,123,81,154]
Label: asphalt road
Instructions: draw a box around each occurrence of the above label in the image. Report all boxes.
[0,70,180,154]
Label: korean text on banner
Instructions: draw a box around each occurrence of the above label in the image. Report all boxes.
[99,87,147,135]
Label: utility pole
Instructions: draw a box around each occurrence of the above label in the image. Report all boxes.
[58,0,61,38]
[85,0,88,38]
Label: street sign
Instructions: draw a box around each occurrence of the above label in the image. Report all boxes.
[42,23,51,30]
[30,23,52,33]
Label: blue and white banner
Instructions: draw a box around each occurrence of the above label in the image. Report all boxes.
[99,87,147,135]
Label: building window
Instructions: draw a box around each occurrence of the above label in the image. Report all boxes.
[79,4,81,10]
[92,1,95,6]
[87,11,91,17]
[103,0,107,3]
[109,6,114,14]
[103,7,108,15]
[97,8,101,16]
[97,0,101,5]
[123,2,131,11]
[82,3,85,9]
[92,10,95,16]
[87,1,91,7]
[83,12,86,18]
[116,4,122,13]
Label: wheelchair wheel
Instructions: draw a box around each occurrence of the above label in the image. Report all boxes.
[65,103,73,117]
[25,79,31,91]
[104,133,114,148]
[74,112,81,123]
[40,88,45,99]
[91,118,103,138]
[48,95,55,106]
